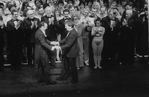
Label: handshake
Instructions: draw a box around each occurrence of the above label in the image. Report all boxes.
[50,41,62,52]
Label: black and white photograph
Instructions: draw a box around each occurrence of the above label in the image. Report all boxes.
[0,0,148,97]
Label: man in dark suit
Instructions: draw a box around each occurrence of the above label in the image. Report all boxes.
[55,19,79,84]
[102,10,120,68]
[0,8,5,72]
[24,10,40,68]
[41,6,58,66]
[34,22,57,85]
[7,9,24,71]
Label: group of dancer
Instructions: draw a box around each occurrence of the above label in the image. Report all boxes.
[0,0,148,85]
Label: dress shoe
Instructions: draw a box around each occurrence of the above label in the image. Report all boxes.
[37,79,45,83]
[69,80,78,84]
[45,80,57,85]
[56,77,67,81]
[0,69,6,73]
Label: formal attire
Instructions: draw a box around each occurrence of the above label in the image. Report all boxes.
[24,17,40,67]
[59,28,79,83]
[102,16,120,68]
[7,19,24,70]
[117,17,135,65]
[0,18,5,72]
[41,15,57,41]
[58,17,71,40]
[34,29,56,84]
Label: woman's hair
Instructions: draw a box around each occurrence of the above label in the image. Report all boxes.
[94,17,102,26]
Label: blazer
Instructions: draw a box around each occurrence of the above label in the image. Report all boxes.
[7,19,24,45]
[34,29,52,66]
[59,28,79,58]
[23,17,40,43]
[41,15,57,41]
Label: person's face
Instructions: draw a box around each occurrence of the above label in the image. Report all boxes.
[70,7,75,14]
[46,9,53,16]
[55,11,60,16]
[122,1,126,6]
[0,9,3,16]
[65,23,72,31]
[13,12,18,20]
[96,20,101,27]
[58,3,63,8]
[108,13,114,19]
[63,11,69,18]
[73,16,79,25]
[125,12,131,19]
[28,13,34,19]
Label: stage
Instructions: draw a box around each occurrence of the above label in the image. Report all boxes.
[0,57,148,97]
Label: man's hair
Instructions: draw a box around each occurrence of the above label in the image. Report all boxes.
[65,19,74,27]
[39,21,47,28]
[11,9,18,15]
[63,9,70,14]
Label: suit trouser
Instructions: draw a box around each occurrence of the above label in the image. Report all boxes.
[0,44,4,70]
[35,54,51,82]
[60,57,78,82]
[27,42,35,66]
[10,44,22,69]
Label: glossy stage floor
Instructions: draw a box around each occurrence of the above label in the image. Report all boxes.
[0,57,149,97]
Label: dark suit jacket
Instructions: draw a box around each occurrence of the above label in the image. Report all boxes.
[23,17,40,43]
[41,15,57,41]
[34,29,52,67]
[7,19,24,45]
[58,18,70,40]
[59,28,79,58]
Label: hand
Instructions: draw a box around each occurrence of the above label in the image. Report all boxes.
[51,41,59,46]
[51,46,56,51]
[31,21,34,29]
[0,21,4,28]
[122,19,128,26]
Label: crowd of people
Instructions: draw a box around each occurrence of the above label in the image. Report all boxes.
[0,0,148,84]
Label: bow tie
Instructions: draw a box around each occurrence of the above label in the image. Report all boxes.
[13,19,19,22]
[46,15,53,18]
[28,18,34,21]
